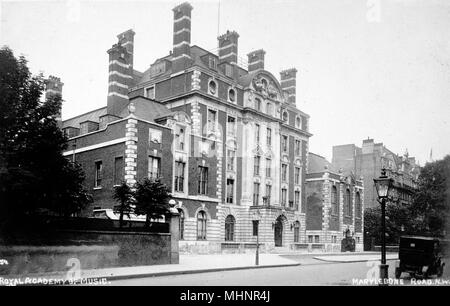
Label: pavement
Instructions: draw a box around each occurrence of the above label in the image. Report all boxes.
[3,251,399,283]
[313,253,398,263]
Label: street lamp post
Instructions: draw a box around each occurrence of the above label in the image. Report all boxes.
[373,169,394,285]
[252,209,262,266]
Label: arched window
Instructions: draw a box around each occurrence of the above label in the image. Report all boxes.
[178,209,185,240]
[295,116,301,129]
[293,221,300,242]
[255,98,261,111]
[228,88,236,103]
[282,110,288,122]
[331,186,338,215]
[355,192,361,217]
[345,188,351,216]
[197,211,207,240]
[208,80,217,96]
[225,215,235,241]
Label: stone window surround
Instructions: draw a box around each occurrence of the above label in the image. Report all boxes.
[207,77,218,97]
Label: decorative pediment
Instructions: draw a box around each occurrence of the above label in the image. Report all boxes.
[250,71,283,100]
[252,144,264,156]
[172,111,191,124]
[281,155,289,163]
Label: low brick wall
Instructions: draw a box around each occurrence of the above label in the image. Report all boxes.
[0,230,175,276]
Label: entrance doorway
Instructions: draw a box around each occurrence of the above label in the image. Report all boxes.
[274,216,283,246]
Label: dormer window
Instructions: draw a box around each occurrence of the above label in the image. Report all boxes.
[208,80,218,96]
[225,64,233,77]
[228,88,236,103]
[295,116,301,129]
[282,110,288,122]
[145,86,155,99]
[209,57,217,70]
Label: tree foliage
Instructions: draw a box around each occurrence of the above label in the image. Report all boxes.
[112,181,135,228]
[0,46,92,226]
[365,155,450,245]
[134,178,171,227]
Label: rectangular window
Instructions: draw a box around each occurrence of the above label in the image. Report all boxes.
[265,158,271,178]
[308,235,313,243]
[252,220,259,236]
[294,226,300,243]
[281,188,287,206]
[148,156,161,179]
[265,184,271,205]
[314,235,320,243]
[198,166,208,195]
[294,191,300,209]
[114,156,124,186]
[266,128,272,146]
[227,116,236,137]
[282,164,288,182]
[175,126,185,151]
[295,139,301,156]
[145,86,155,99]
[282,135,288,153]
[95,161,103,187]
[255,124,260,143]
[254,156,261,176]
[174,161,185,192]
[253,182,260,206]
[209,57,217,69]
[294,167,301,185]
[225,64,233,77]
[226,179,234,203]
[207,109,217,132]
[227,150,235,171]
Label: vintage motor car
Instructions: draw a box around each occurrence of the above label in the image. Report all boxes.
[395,236,445,279]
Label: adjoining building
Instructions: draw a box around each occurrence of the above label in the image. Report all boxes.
[306,153,364,252]
[57,2,312,253]
[332,138,420,210]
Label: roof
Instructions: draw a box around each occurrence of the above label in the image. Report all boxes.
[62,107,107,129]
[308,152,337,174]
[119,96,171,122]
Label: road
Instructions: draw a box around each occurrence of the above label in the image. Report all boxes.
[109,256,450,286]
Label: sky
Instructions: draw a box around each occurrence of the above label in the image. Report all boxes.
[1,0,449,164]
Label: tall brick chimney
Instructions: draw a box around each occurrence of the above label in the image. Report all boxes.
[107,29,135,116]
[218,30,239,65]
[45,75,63,127]
[247,49,265,73]
[172,2,193,72]
[280,68,297,104]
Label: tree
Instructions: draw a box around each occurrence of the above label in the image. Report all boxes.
[364,155,450,247]
[134,178,171,227]
[113,181,134,228]
[0,46,92,227]
[410,155,450,237]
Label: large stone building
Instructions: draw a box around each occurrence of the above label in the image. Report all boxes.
[306,153,364,252]
[58,2,312,253]
[332,138,420,210]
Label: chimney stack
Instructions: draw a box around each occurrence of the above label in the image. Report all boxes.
[45,75,64,127]
[247,49,265,73]
[172,2,193,72]
[107,29,135,116]
[218,30,239,65]
[280,68,297,104]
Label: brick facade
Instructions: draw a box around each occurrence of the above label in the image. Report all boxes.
[61,2,314,253]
